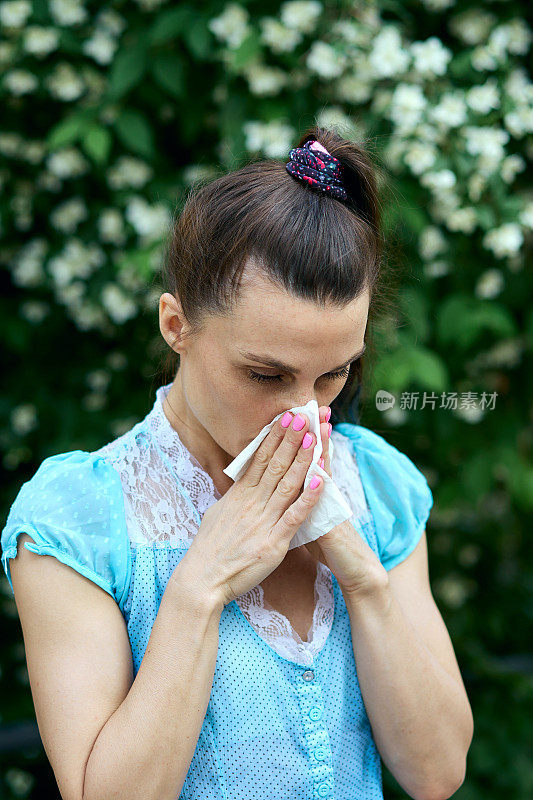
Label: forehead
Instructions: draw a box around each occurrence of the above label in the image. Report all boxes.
[221,268,370,340]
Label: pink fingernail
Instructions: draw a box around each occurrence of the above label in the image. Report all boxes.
[291,413,305,431]
[301,432,313,449]
[281,411,292,428]
[310,475,321,490]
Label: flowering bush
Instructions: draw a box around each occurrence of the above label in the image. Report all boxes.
[0,0,531,797]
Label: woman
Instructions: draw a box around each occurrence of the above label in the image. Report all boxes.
[1,128,473,800]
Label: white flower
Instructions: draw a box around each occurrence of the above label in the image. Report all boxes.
[420,169,456,192]
[446,207,477,234]
[336,58,374,104]
[331,19,372,46]
[462,126,509,160]
[475,268,504,299]
[306,41,345,79]
[101,284,137,324]
[96,8,127,36]
[49,0,88,26]
[504,68,533,104]
[106,350,128,370]
[428,91,467,128]
[11,404,38,436]
[466,78,500,114]
[0,0,32,27]
[19,300,50,324]
[369,26,410,78]
[98,208,126,245]
[21,140,46,163]
[471,46,498,72]
[3,69,38,95]
[83,31,118,64]
[501,154,526,183]
[243,119,295,158]
[47,147,89,178]
[419,226,447,259]
[389,83,427,133]
[316,106,358,137]
[70,301,106,331]
[23,26,60,58]
[45,62,85,101]
[86,368,111,392]
[449,9,496,45]
[499,19,532,55]
[244,63,287,95]
[519,201,533,230]
[0,132,22,156]
[107,156,153,190]
[48,238,105,287]
[55,280,85,305]
[50,197,88,233]
[280,0,322,34]
[209,4,251,49]
[421,0,454,10]
[133,0,169,10]
[10,239,48,287]
[504,107,533,138]
[467,173,487,202]
[482,223,523,258]
[424,260,450,278]
[410,37,452,78]
[259,18,302,53]
[124,196,171,243]
[404,141,438,175]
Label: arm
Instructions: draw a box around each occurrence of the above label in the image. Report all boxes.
[342,532,474,800]
[9,532,223,800]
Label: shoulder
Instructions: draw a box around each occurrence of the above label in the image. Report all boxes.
[1,450,131,609]
[333,422,433,571]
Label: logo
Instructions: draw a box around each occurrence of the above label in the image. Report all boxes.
[375,390,396,410]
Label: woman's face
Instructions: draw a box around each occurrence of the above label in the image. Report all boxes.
[160,269,370,462]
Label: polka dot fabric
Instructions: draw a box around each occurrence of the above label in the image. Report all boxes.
[285,138,349,202]
[0,393,433,800]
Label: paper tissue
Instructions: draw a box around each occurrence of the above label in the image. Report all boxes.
[223,399,353,550]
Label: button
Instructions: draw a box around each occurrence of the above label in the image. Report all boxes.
[318,784,330,797]
[309,706,322,721]
[302,669,315,681]
[314,746,326,761]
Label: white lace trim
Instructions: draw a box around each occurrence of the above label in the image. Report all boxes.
[95,383,371,666]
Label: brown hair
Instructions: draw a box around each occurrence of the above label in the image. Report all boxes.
[155,125,390,425]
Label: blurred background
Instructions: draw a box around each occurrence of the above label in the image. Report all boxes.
[0,0,532,798]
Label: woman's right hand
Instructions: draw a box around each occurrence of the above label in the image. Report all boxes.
[180,411,324,608]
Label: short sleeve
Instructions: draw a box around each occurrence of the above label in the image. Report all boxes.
[334,423,433,570]
[1,450,132,612]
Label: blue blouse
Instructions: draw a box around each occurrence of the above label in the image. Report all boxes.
[1,399,433,800]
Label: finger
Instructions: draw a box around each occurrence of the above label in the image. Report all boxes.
[241,411,295,487]
[272,472,324,542]
[264,428,317,519]
[256,412,311,502]
[258,414,312,503]
[318,406,332,478]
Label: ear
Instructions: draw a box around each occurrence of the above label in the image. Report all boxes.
[159,292,189,353]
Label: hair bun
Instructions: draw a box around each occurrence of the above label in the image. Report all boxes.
[285,137,348,203]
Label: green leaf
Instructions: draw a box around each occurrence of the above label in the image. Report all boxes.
[151,53,186,99]
[108,46,147,99]
[47,113,91,149]
[82,124,112,165]
[183,16,212,59]
[230,30,262,70]
[371,345,448,393]
[437,296,516,349]
[114,110,155,159]
[398,287,430,343]
[148,7,192,45]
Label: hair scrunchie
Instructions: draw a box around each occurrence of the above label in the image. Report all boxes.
[285,137,348,203]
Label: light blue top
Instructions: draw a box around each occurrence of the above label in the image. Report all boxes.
[1,408,432,800]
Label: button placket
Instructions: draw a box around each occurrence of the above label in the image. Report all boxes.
[294,667,335,799]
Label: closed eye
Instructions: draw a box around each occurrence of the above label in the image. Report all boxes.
[247,365,351,384]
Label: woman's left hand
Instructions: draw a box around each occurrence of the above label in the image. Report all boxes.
[303,406,389,601]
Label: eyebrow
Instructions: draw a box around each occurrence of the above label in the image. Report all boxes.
[237,343,366,374]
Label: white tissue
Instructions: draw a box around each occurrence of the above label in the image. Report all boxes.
[222,399,353,550]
